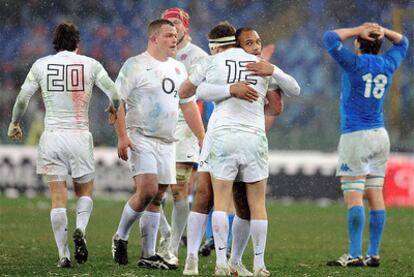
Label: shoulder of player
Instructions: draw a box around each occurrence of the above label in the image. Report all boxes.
[187,43,208,57]
[217,47,256,60]
[120,54,145,73]
[34,53,59,65]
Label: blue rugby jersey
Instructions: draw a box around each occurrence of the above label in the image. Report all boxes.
[323,31,408,134]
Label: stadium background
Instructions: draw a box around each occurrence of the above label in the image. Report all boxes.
[1,1,414,276]
[0,0,413,201]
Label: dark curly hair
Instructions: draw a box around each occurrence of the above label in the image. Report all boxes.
[53,22,80,52]
[357,33,383,55]
[208,21,236,40]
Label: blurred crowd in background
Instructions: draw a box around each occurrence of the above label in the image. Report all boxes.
[1,0,413,151]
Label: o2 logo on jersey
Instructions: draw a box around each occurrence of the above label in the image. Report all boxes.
[162,77,178,97]
[225,60,258,85]
[47,64,85,92]
[362,73,388,99]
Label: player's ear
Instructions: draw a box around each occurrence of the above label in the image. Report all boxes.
[150,35,156,43]
[353,39,360,52]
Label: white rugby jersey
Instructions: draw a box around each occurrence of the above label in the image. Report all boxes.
[175,42,208,123]
[116,51,188,142]
[20,50,119,130]
[190,47,275,133]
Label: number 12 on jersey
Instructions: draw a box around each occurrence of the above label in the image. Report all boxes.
[362,73,388,99]
[226,60,258,85]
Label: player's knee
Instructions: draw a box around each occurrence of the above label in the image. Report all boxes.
[341,178,365,193]
[151,195,163,206]
[235,204,250,220]
[171,184,187,201]
[249,206,267,220]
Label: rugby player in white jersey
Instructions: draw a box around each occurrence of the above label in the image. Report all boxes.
[180,22,300,276]
[154,8,209,266]
[111,19,204,269]
[7,22,120,268]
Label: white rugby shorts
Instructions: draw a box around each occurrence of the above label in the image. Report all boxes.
[175,121,199,163]
[128,130,176,185]
[206,129,269,183]
[37,129,94,178]
[336,128,390,177]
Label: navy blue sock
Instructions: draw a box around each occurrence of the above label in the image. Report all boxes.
[205,209,213,240]
[227,213,235,248]
[367,210,386,257]
[347,206,365,258]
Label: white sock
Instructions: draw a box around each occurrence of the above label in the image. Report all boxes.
[139,211,160,258]
[212,211,229,265]
[116,202,142,241]
[50,208,70,259]
[159,206,171,239]
[251,219,268,269]
[186,211,208,258]
[76,196,93,234]
[169,199,190,255]
[230,216,250,264]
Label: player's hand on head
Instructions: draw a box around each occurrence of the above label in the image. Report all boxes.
[362,22,380,28]
[105,104,118,125]
[117,136,134,161]
[371,26,385,40]
[261,44,275,61]
[230,81,259,103]
[7,122,23,141]
[246,60,274,76]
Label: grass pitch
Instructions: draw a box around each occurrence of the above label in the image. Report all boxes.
[1,197,413,276]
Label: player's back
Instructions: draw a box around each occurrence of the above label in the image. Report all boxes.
[341,51,404,133]
[176,42,208,71]
[27,50,104,130]
[323,31,409,134]
[204,48,271,133]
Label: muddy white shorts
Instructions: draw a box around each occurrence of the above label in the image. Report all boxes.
[207,128,269,183]
[336,128,390,177]
[37,129,94,179]
[175,121,199,164]
[128,129,176,185]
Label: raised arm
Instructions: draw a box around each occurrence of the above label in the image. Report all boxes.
[383,27,403,44]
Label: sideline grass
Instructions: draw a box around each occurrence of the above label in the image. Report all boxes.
[0,197,413,276]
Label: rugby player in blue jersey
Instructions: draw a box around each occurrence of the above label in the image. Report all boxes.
[323,23,409,267]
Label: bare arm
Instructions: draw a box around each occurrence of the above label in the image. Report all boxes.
[179,79,197,99]
[264,89,283,116]
[333,23,384,42]
[114,101,134,161]
[180,100,205,146]
[383,27,403,44]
